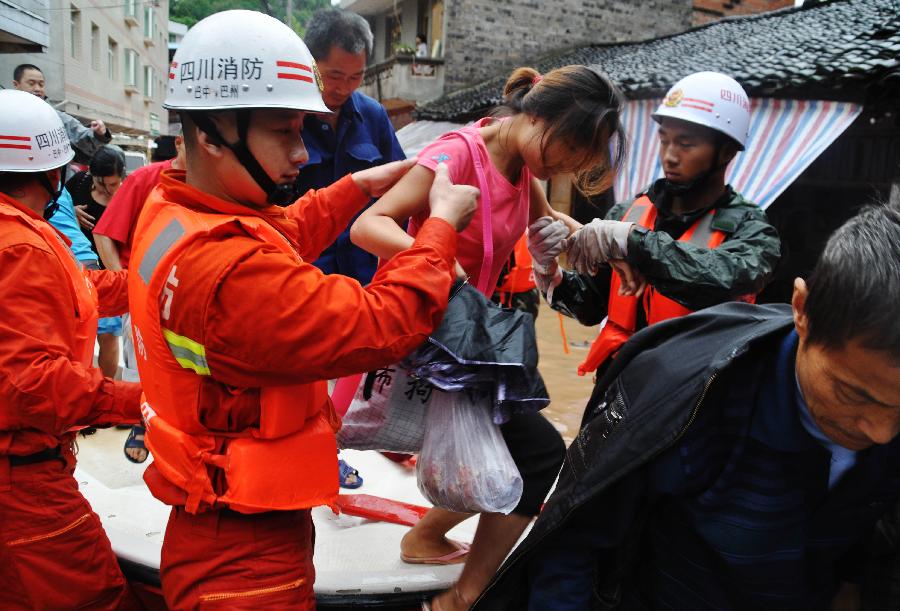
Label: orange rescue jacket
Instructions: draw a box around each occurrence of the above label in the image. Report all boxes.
[578,195,755,376]
[0,196,99,366]
[129,193,340,515]
[0,194,122,458]
[496,235,536,303]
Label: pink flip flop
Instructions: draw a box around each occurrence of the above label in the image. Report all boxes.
[401,540,471,565]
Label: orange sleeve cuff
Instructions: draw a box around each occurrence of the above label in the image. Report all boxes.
[111,380,143,423]
[412,217,457,268]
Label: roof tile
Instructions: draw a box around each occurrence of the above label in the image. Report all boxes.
[418,0,900,121]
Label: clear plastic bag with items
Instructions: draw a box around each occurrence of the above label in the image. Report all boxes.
[416,389,523,514]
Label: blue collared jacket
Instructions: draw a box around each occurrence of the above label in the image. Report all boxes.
[295,91,404,285]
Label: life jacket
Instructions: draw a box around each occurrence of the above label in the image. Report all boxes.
[496,235,536,305]
[0,196,98,369]
[577,195,755,376]
[128,192,339,515]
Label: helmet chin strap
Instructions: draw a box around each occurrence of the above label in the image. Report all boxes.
[189,110,297,206]
[38,166,67,220]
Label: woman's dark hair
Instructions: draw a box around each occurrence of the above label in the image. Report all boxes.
[496,65,626,197]
[804,202,900,362]
[89,145,125,178]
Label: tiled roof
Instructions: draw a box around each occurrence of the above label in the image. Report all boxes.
[417,0,900,121]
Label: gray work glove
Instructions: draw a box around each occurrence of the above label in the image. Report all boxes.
[527,216,569,274]
[568,219,634,276]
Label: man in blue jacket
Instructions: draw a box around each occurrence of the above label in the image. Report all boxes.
[296,8,405,285]
[475,202,900,610]
[296,8,406,489]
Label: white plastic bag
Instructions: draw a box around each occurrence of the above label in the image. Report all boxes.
[417,390,523,514]
[336,366,433,453]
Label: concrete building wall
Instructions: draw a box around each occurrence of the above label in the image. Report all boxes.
[398,0,418,48]
[442,0,692,91]
[1,0,169,136]
[362,56,445,103]
[371,14,387,63]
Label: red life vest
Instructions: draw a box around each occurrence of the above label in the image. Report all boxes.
[496,235,536,303]
[128,191,339,515]
[577,195,755,376]
[0,195,98,369]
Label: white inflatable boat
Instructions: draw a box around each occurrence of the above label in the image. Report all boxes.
[74,428,476,608]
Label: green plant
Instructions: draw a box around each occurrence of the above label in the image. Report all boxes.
[393,43,416,56]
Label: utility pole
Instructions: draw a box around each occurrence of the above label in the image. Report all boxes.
[285,0,292,27]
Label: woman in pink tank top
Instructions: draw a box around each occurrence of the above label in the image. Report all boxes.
[352,64,625,611]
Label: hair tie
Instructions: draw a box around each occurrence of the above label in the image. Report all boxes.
[531,75,542,86]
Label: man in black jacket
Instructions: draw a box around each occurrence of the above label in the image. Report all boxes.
[475,202,900,610]
[528,72,780,378]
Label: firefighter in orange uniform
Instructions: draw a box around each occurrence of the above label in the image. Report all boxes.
[128,11,478,609]
[0,90,142,609]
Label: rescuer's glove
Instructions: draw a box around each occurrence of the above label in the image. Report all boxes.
[527,216,569,274]
[568,219,634,276]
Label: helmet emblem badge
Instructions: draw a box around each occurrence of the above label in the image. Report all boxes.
[313,62,324,93]
[664,88,684,108]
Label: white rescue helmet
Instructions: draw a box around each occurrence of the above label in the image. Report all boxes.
[652,72,751,150]
[165,9,330,114]
[0,90,74,173]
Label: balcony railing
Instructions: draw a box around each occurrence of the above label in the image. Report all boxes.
[361,55,445,104]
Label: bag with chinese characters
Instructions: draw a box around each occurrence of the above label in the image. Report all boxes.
[335,366,435,453]
[417,389,523,514]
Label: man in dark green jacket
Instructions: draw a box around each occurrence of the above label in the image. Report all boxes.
[529,72,780,377]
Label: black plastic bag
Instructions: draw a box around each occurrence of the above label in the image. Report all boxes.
[402,282,549,424]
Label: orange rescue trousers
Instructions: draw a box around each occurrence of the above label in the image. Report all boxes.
[0,453,141,610]
[161,506,316,610]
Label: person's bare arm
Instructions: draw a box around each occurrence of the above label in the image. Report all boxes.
[350,164,436,260]
[528,177,581,232]
[94,234,122,271]
[352,164,474,278]
[74,204,95,230]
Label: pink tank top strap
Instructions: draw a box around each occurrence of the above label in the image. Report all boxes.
[444,129,494,294]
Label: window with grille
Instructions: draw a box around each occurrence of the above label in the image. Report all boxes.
[124,49,139,88]
[91,23,100,69]
[143,6,155,39]
[108,38,118,80]
[143,65,154,97]
[70,5,81,59]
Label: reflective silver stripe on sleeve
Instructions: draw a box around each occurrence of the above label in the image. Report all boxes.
[167,343,211,376]
[138,218,186,284]
[161,328,211,376]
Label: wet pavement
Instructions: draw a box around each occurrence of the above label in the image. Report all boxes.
[533,301,600,446]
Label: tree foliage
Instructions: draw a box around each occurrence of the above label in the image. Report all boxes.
[170,0,331,36]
